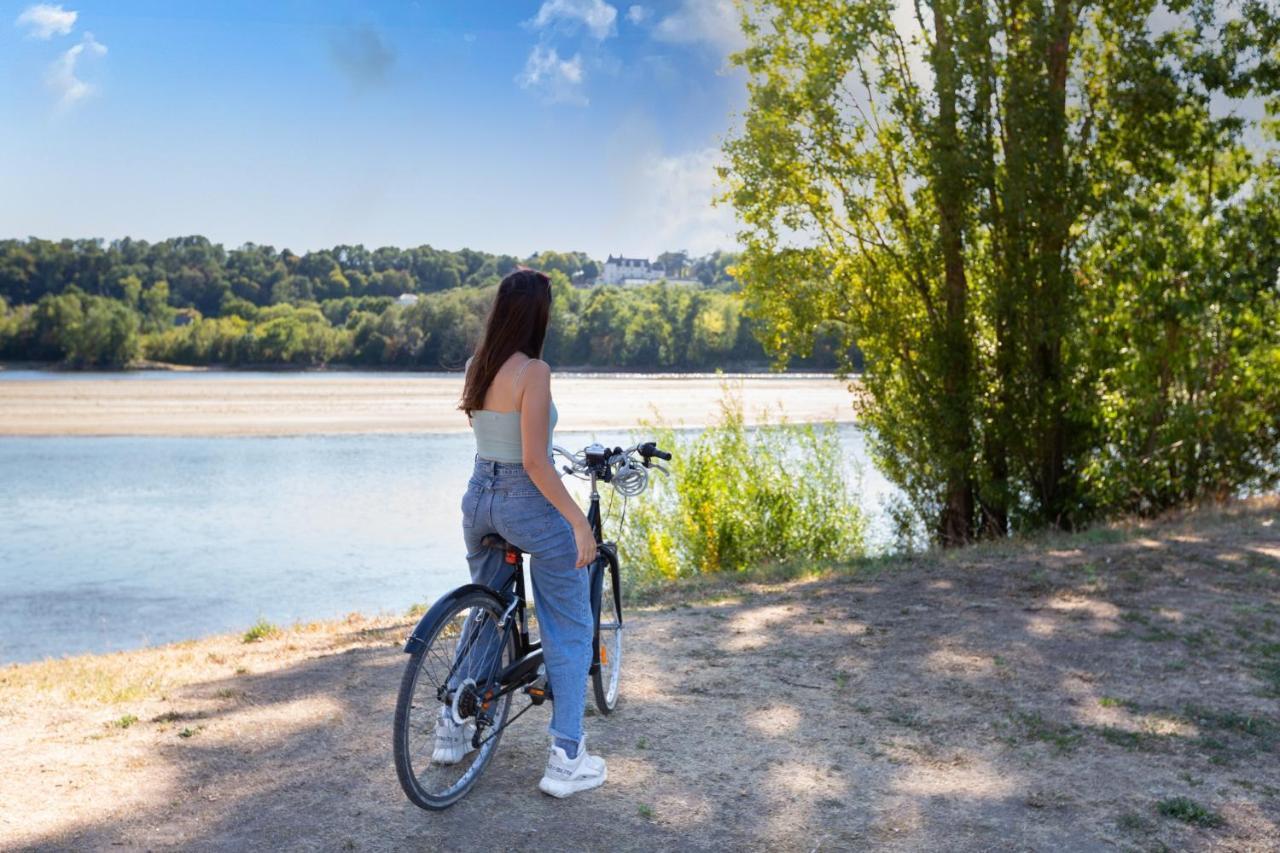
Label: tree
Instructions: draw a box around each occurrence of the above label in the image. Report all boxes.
[724,0,1280,543]
[0,296,16,357]
[29,289,141,366]
[1079,127,1280,512]
[140,279,174,333]
[119,274,142,309]
[656,251,690,278]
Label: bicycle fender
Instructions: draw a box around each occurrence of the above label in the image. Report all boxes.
[598,542,621,627]
[403,584,501,655]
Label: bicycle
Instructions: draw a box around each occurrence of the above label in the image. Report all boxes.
[393,440,672,810]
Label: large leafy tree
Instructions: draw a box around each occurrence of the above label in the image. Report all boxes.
[723,0,1280,543]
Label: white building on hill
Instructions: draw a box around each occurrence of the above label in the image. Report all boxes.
[601,255,666,286]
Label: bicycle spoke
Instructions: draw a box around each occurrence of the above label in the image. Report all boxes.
[395,593,517,809]
[443,612,489,687]
[421,644,453,686]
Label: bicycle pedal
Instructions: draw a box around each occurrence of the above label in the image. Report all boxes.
[526,665,551,705]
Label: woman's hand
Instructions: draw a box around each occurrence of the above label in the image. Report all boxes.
[571,517,596,568]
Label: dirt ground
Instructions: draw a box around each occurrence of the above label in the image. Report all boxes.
[2,498,1278,852]
[0,373,855,436]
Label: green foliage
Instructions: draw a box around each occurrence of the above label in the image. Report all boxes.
[724,0,1280,543]
[1010,712,1084,754]
[1250,642,1280,697]
[0,296,15,354]
[241,618,279,644]
[140,280,174,332]
[619,386,865,590]
[1156,796,1225,828]
[0,237,853,370]
[1080,146,1280,513]
[3,288,143,367]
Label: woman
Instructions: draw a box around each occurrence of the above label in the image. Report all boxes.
[435,266,605,798]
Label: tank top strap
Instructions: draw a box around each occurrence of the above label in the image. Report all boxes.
[512,357,535,389]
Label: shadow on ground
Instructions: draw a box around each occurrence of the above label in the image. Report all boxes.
[10,499,1280,852]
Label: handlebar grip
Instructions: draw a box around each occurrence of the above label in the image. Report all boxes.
[640,441,672,462]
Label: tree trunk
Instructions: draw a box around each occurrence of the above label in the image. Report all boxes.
[933,2,977,546]
[1032,0,1077,527]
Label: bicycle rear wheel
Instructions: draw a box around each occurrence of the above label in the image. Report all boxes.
[592,552,623,713]
[393,588,516,810]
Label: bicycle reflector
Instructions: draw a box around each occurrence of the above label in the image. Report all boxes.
[505,548,518,565]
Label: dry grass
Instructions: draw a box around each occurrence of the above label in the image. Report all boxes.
[0,613,399,709]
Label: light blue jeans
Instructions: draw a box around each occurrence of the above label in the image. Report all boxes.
[460,457,592,744]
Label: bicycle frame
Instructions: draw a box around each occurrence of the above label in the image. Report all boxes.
[401,466,620,735]
[584,470,624,672]
[394,440,666,809]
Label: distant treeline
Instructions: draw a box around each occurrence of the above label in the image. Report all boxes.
[0,237,853,370]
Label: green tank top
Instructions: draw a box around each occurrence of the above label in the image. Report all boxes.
[471,401,557,463]
[470,359,557,463]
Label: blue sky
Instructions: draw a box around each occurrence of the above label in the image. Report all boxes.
[0,1,747,259]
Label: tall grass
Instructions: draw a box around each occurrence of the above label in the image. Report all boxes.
[619,386,865,592]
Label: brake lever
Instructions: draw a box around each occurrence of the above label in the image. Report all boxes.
[651,462,670,476]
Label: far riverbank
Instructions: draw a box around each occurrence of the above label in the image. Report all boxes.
[0,371,858,437]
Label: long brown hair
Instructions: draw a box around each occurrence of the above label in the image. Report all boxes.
[460,267,552,415]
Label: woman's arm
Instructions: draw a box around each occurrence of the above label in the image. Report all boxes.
[519,360,594,567]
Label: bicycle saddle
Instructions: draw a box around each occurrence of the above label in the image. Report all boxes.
[480,533,523,556]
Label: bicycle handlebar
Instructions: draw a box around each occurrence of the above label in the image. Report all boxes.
[552,440,673,497]
[640,442,672,462]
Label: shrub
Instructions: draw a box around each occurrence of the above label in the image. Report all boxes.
[619,385,865,590]
[241,618,279,644]
[1156,796,1225,828]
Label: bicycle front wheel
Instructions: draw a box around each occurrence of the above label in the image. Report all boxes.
[393,588,516,810]
[592,550,623,713]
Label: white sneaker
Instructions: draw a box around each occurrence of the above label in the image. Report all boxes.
[432,707,476,765]
[538,737,607,798]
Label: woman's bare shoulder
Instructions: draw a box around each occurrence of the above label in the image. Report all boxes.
[519,358,551,386]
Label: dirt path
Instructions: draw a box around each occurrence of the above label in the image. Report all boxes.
[0,373,855,436]
[2,499,1278,851]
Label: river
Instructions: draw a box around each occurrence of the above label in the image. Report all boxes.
[0,372,892,663]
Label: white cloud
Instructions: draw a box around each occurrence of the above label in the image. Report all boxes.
[653,0,745,55]
[624,147,738,256]
[15,3,77,39]
[47,31,106,107]
[530,0,618,40]
[626,5,650,25]
[516,45,588,106]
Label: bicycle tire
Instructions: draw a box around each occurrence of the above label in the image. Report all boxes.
[592,548,623,713]
[393,587,516,810]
